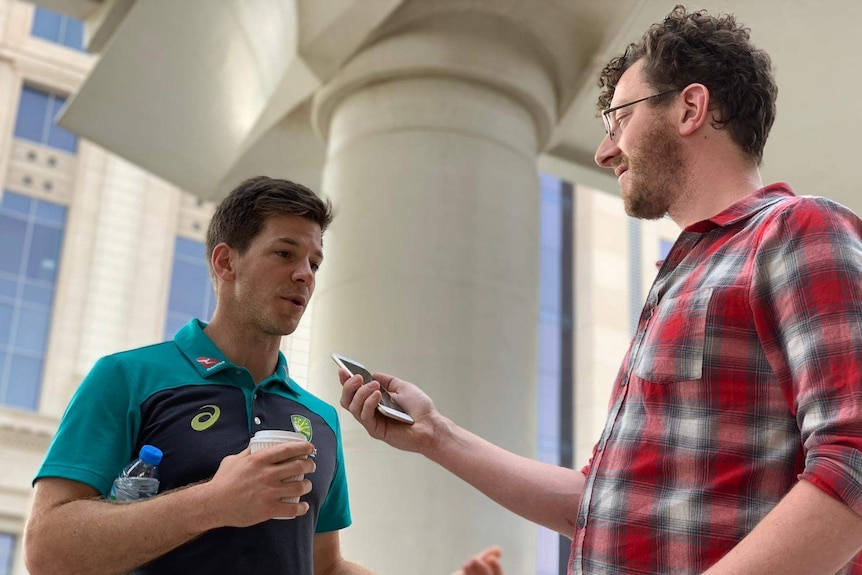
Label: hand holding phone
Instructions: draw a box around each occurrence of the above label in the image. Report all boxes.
[331,353,415,424]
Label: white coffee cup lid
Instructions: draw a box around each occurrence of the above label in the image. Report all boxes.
[251,430,307,442]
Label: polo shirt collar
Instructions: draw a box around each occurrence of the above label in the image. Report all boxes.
[685,182,795,233]
[173,319,296,392]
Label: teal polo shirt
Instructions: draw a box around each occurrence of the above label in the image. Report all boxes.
[36,319,351,574]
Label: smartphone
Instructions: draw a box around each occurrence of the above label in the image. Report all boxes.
[331,353,414,424]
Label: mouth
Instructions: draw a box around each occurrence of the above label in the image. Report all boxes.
[282,295,307,309]
[615,166,628,180]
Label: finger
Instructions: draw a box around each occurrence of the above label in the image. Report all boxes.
[272,500,310,520]
[459,559,490,575]
[275,457,316,480]
[372,372,397,390]
[347,378,378,415]
[340,374,365,409]
[252,441,314,464]
[276,477,313,498]
[360,389,382,423]
[337,368,353,385]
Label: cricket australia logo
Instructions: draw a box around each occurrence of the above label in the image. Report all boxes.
[291,415,313,441]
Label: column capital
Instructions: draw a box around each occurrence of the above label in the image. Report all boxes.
[312,1,588,150]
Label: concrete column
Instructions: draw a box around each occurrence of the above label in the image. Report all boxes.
[308,13,555,574]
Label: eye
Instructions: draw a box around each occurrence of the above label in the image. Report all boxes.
[275,250,293,259]
[310,262,321,273]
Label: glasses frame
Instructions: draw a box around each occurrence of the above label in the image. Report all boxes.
[601,89,680,140]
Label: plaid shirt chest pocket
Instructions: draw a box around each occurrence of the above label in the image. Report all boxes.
[633,288,714,384]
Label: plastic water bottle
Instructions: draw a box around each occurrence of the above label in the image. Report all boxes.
[109,445,163,502]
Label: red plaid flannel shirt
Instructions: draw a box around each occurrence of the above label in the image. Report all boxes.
[570,184,862,574]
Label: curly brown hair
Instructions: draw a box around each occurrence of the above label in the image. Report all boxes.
[597,5,777,164]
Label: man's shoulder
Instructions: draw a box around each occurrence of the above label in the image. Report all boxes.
[764,192,861,232]
[92,340,188,375]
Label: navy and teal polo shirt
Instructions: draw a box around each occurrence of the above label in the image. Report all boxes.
[36,319,351,574]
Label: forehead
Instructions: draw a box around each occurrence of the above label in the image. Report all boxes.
[610,60,647,107]
[256,214,323,249]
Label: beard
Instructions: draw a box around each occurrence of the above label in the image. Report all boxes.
[621,117,686,220]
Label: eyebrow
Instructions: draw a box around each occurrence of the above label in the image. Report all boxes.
[273,237,324,261]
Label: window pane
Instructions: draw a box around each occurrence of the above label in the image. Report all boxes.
[6,353,42,410]
[0,278,15,300]
[15,307,49,353]
[0,532,14,575]
[164,313,189,340]
[22,281,54,306]
[36,200,66,225]
[0,215,27,275]
[0,303,12,345]
[26,224,63,282]
[30,7,62,42]
[62,17,84,50]
[1,191,33,216]
[14,87,49,144]
[46,96,77,153]
[168,261,210,315]
[174,237,206,259]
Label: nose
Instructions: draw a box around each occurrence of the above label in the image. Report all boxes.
[594,133,620,169]
[292,259,314,284]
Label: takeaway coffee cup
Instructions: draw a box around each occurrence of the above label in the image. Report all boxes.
[249,430,308,519]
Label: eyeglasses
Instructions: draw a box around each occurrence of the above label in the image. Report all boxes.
[601,89,680,140]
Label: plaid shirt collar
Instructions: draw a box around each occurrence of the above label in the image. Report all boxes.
[686,182,795,233]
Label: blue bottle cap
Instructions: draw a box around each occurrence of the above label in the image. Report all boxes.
[139,445,163,466]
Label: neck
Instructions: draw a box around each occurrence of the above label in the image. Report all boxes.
[203,315,283,385]
[668,145,764,229]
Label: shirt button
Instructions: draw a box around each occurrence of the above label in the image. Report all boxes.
[235,370,242,375]
[620,377,628,387]
[577,515,586,529]
[253,393,258,400]
[254,416,261,425]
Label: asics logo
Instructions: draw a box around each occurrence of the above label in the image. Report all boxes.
[191,404,221,431]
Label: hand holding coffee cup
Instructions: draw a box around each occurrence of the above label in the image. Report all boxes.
[249,430,311,519]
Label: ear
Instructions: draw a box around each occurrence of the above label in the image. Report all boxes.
[210,243,237,283]
[677,83,710,137]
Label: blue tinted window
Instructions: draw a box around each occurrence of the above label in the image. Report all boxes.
[46,96,78,152]
[0,532,14,575]
[15,307,50,353]
[13,88,48,144]
[22,283,54,306]
[164,238,216,340]
[5,353,43,409]
[26,224,64,282]
[36,200,66,224]
[659,238,674,261]
[175,237,206,259]
[0,279,15,299]
[0,215,26,275]
[0,191,66,410]
[0,304,12,345]
[31,7,85,51]
[14,87,78,153]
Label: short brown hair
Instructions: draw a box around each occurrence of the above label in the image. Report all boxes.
[205,176,333,264]
[597,5,777,164]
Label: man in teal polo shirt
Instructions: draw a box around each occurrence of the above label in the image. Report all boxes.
[24,176,503,575]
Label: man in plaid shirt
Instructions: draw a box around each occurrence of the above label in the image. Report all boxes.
[340,5,862,574]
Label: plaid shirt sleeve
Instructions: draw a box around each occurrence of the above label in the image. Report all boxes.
[751,196,862,517]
